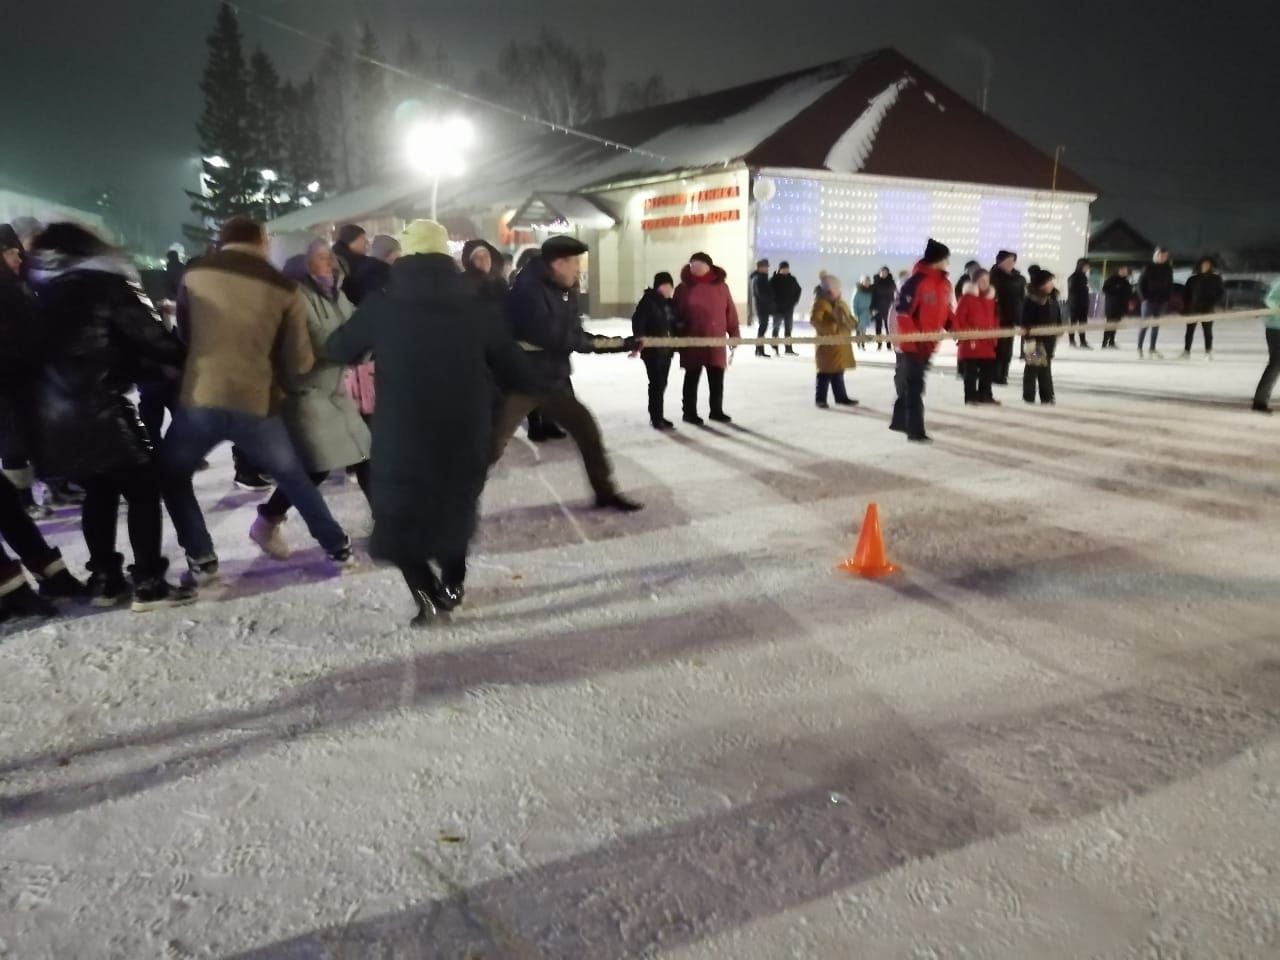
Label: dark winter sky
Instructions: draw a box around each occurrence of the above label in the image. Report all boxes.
[5,0,1277,253]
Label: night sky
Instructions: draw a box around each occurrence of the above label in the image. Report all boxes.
[5,0,1277,254]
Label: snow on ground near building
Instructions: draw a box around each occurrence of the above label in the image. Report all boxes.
[2,321,1280,959]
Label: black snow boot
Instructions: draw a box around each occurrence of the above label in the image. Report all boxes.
[87,554,132,608]
[1,566,59,620]
[130,564,198,613]
[596,491,644,513]
[34,554,89,603]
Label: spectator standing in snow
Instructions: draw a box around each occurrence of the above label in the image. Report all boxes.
[769,261,801,356]
[332,223,378,306]
[954,260,980,301]
[750,258,776,358]
[809,273,859,408]
[163,216,353,586]
[890,239,953,442]
[1250,277,1280,414]
[632,271,680,430]
[248,236,372,561]
[1067,258,1093,348]
[1022,266,1061,405]
[1138,246,1174,358]
[460,239,508,302]
[852,276,874,347]
[1101,266,1132,349]
[954,268,1000,404]
[27,223,195,611]
[1181,256,1225,358]
[496,233,643,512]
[676,252,740,425]
[324,219,542,626]
[990,250,1027,385]
[870,266,897,351]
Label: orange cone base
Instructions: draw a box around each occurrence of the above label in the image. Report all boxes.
[838,559,901,579]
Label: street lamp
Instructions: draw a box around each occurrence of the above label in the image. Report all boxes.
[405,115,475,220]
[260,168,278,183]
[306,181,321,195]
[205,155,229,169]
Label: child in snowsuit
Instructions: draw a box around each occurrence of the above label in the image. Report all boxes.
[1022,266,1060,404]
[954,269,1000,404]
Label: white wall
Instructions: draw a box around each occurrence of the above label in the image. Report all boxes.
[592,169,751,317]
[752,168,1093,317]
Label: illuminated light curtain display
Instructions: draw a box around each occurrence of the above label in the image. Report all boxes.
[756,175,1068,265]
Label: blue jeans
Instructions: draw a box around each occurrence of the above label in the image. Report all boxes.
[161,407,347,560]
[1139,301,1167,350]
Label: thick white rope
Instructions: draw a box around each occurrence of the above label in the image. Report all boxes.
[639,308,1278,349]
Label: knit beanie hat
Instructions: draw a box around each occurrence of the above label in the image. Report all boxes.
[370,234,401,262]
[690,252,714,267]
[653,271,674,288]
[923,238,951,264]
[399,219,451,257]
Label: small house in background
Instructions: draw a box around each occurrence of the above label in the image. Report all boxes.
[1088,217,1157,273]
[270,49,1097,317]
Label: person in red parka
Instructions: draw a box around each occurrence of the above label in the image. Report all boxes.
[890,238,953,442]
[675,252,740,425]
[954,268,1001,405]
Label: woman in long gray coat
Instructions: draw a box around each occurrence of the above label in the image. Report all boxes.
[251,236,372,559]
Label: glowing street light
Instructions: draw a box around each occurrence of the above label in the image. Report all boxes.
[205,155,229,169]
[404,115,475,219]
[260,168,278,183]
[306,181,321,194]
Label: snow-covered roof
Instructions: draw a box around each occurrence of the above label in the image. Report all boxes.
[264,181,423,234]
[438,48,1095,213]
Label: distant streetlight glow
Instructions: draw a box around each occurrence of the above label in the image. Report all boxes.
[405,115,475,219]
[205,155,229,169]
[260,168,278,183]
[306,181,321,194]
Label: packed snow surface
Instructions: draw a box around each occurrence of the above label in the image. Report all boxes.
[2,322,1279,958]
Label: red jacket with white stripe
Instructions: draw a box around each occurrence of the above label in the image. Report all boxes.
[894,261,953,357]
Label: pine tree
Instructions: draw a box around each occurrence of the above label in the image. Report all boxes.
[246,48,283,220]
[316,32,354,192]
[352,22,388,185]
[185,2,256,244]
[280,77,332,210]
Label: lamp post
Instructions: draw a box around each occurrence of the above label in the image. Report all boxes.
[405,116,475,220]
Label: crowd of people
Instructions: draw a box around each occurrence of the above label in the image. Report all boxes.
[1,211,1276,627]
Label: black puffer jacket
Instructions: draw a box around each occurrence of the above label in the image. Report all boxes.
[871,271,897,317]
[1183,270,1225,315]
[991,266,1028,329]
[1140,261,1174,304]
[1102,272,1133,320]
[770,271,802,314]
[750,270,776,317]
[1067,270,1091,318]
[507,255,630,384]
[26,253,184,479]
[631,287,679,352]
[1021,293,1061,359]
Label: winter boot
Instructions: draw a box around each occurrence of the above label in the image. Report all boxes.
[402,564,450,628]
[87,554,132,608]
[327,537,356,568]
[234,468,272,493]
[130,561,197,613]
[44,480,85,507]
[596,491,644,513]
[34,554,89,603]
[250,512,291,560]
[1,576,58,620]
[182,554,220,589]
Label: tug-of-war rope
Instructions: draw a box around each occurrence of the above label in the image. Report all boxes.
[639,308,1278,350]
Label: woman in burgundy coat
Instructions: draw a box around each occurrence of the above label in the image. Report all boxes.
[674,252,740,425]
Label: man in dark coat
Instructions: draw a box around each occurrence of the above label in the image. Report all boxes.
[632,271,680,429]
[1181,256,1225,358]
[769,262,802,356]
[1067,258,1093,348]
[333,223,378,305]
[1101,266,1132,349]
[0,225,45,516]
[325,222,542,625]
[495,234,642,512]
[990,250,1027,384]
[750,258,776,357]
[1138,247,1174,358]
[870,266,897,351]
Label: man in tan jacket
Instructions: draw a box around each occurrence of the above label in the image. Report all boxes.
[161,217,351,584]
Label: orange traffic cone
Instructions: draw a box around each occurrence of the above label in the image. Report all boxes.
[839,504,900,578]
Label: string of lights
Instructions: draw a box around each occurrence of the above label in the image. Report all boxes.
[222,0,670,163]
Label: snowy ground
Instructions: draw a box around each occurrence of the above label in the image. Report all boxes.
[3,319,1280,959]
